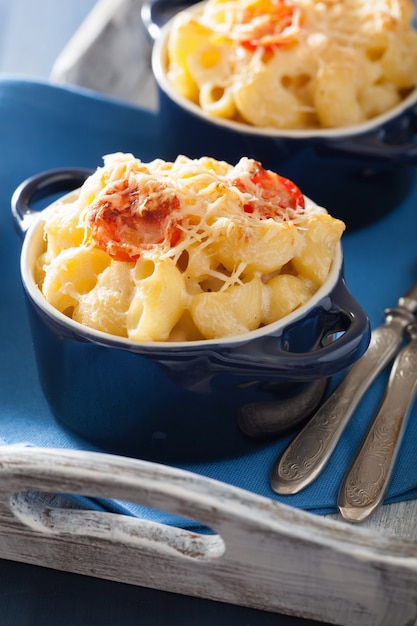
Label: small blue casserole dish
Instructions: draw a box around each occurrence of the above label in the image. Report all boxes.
[145,0,417,230]
[12,169,370,460]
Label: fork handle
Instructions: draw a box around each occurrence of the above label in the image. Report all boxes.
[338,322,417,522]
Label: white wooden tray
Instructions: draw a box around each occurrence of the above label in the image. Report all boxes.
[0,445,416,626]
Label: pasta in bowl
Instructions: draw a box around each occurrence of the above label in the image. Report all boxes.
[13,155,369,457]
[148,0,417,228]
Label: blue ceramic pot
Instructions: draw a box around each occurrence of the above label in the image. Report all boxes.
[146,0,417,230]
[12,169,370,460]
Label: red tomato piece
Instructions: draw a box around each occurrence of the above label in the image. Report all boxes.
[233,161,305,219]
[88,179,182,262]
[233,0,303,50]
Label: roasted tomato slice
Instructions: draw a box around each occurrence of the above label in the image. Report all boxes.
[88,178,182,262]
[232,0,303,50]
[233,161,305,219]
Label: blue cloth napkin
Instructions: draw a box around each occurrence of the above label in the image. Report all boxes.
[1,77,416,528]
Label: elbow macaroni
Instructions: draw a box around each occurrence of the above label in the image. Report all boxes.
[166,0,417,129]
[37,152,345,342]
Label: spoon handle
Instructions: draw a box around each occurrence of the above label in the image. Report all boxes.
[237,378,328,440]
[338,322,417,522]
[270,301,417,495]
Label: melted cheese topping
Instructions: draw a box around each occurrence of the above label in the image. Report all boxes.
[79,152,318,267]
[38,152,344,342]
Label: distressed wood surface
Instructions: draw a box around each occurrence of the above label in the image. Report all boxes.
[0,445,416,626]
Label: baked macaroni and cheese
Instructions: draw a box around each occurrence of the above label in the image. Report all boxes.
[166,0,417,129]
[36,152,345,342]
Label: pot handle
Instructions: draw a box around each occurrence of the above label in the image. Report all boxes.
[318,108,417,166]
[141,0,199,40]
[12,168,93,239]
[219,277,371,381]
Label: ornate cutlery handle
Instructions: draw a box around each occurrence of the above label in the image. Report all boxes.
[271,306,415,495]
[338,322,417,522]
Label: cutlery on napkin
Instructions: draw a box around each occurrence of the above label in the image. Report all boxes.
[271,282,417,497]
